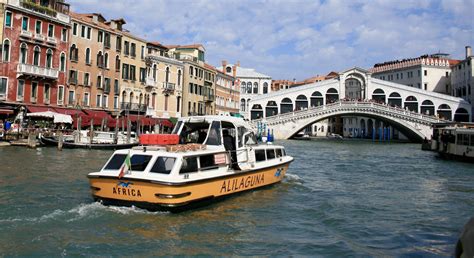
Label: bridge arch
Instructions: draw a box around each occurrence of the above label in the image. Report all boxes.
[326,88,339,104]
[372,89,386,103]
[311,91,324,107]
[437,104,452,120]
[454,107,470,122]
[388,92,402,107]
[404,96,418,112]
[266,101,278,117]
[280,98,293,114]
[295,95,308,110]
[420,100,435,115]
[250,104,263,120]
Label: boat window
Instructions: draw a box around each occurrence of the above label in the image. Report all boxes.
[237,126,247,148]
[255,149,266,162]
[471,135,474,146]
[276,148,283,157]
[282,149,286,156]
[130,155,153,171]
[266,149,276,160]
[104,154,127,170]
[180,157,198,174]
[244,132,257,145]
[172,121,182,134]
[179,122,209,144]
[459,134,470,146]
[150,157,176,174]
[199,154,216,171]
[205,121,222,146]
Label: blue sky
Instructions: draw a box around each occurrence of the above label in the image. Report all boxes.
[69,0,473,80]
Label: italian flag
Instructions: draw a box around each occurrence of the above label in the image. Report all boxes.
[118,151,131,178]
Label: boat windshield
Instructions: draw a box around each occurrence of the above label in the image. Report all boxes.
[179,122,210,144]
[172,121,182,134]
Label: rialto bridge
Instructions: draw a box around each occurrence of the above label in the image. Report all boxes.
[248,67,472,141]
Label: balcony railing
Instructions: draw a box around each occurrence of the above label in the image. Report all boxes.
[204,94,215,102]
[163,82,175,92]
[145,77,156,89]
[120,102,147,112]
[46,37,57,44]
[17,63,59,79]
[34,33,45,41]
[20,30,32,38]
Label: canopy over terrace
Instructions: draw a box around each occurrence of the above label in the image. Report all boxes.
[26,111,73,124]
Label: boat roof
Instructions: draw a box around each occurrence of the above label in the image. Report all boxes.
[178,116,252,128]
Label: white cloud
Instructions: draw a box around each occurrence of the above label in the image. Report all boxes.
[68,0,473,80]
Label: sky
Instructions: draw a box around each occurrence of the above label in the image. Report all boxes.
[68,0,474,81]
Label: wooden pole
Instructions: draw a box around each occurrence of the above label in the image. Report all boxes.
[90,118,94,145]
[58,131,63,151]
[127,118,131,144]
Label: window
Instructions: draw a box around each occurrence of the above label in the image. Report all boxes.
[103,95,108,108]
[97,51,103,67]
[98,31,103,42]
[205,121,222,146]
[263,82,268,94]
[104,154,127,170]
[104,78,110,92]
[104,52,109,68]
[424,83,428,90]
[131,43,136,57]
[35,20,42,34]
[16,80,24,100]
[72,23,78,35]
[180,157,198,174]
[68,90,74,104]
[116,36,122,51]
[0,78,7,99]
[104,33,110,48]
[31,82,38,101]
[276,148,283,157]
[97,75,102,88]
[44,84,50,103]
[46,49,53,68]
[266,149,275,160]
[255,149,266,162]
[33,46,40,66]
[124,41,129,55]
[2,39,10,62]
[84,73,90,86]
[113,96,118,109]
[48,24,54,38]
[114,79,119,94]
[178,70,181,86]
[141,46,145,59]
[122,64,129,79]
[417,70,421,77]
[130,155,153,171]
[85,48,91,64]
[424,70,427,76]
[57,85,64,104]
[61,28,67,41]
[96,94,101,107]
[140,67,146,82]
[21,17,29,31]
[83,92,90,106]
[5,11,12,27]
[150,157,176,174]
[130,65,136,81]
[60,53,66,72]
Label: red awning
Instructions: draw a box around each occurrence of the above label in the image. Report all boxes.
[26,105,56,113]
[157,118,174,128]
[0,109,14,115]
[54,107,85,116]
[83,109,112,120]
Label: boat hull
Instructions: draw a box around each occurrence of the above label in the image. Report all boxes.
[40,136,138,150]
[88,162,291,212]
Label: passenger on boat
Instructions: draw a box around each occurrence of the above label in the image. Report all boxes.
[223,130,238,170]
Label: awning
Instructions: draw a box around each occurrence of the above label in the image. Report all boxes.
[26,105,56,113]
[54,107,85,116]
[83,109,112,120]
[0,109,14,115]
[27,111,73,124]
[157,118,174,128]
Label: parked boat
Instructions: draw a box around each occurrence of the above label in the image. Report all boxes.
[40,131,139,150]
[87,116,294,212]
[433,125,474,162]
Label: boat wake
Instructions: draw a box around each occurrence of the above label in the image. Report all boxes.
[284,173,304,185]
[0,202,164,225]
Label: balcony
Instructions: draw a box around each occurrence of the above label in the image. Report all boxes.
[13,0,71,23]
[162,82,175,93]
[204,94,215,102]
[17,63,59,80]
[145,77,157,89]
[34,33,45,41]
[20,30,33,38]
[46,37,57,44]
[120,102,147,112]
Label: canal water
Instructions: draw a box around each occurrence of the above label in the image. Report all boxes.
[0,140,473,256]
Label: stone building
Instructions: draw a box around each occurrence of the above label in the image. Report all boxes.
[451,46,473,119]
[214,66,238,116]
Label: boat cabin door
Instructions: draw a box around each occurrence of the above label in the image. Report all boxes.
[236,127,257,170]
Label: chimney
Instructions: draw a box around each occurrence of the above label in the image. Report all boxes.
[236,61,240,67]
[232,65,237,78]
[221,60,227,73]
[109,20,117,30]
[466,46,472,58]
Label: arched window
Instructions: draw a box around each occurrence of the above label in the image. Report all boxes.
[46,49,53,68]
[178,70,181,86]
[166,67,170,82]
[266,100,278,117]
[420,100,435,116]
[97,51,103,67]
[60,53,66,72]
[240,98,246,111]
[251,104,263,120]
[240,81,246,93]
[372,88,386,103]
[388,92,402,107]
[2,39,10,62]
[437,104,452,120]
[104,52,109,68]
[85,48,91,64]
[33,46,41,66]
[246,82,252,94]
[280,98,293,114]
[295,95,308,110]
[454,108,470,122]
[404,96,418,112]
[115,55,120,71]
[226,66,231,73]
[325,88,339,104]
[153,64,157,80]
[69,44,77,61]
[253,82,258,94]
[20,43,28,64]
[311,91,323,107]
[263,82,268,94]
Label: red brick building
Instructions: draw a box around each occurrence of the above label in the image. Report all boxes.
[0,0,70,113]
